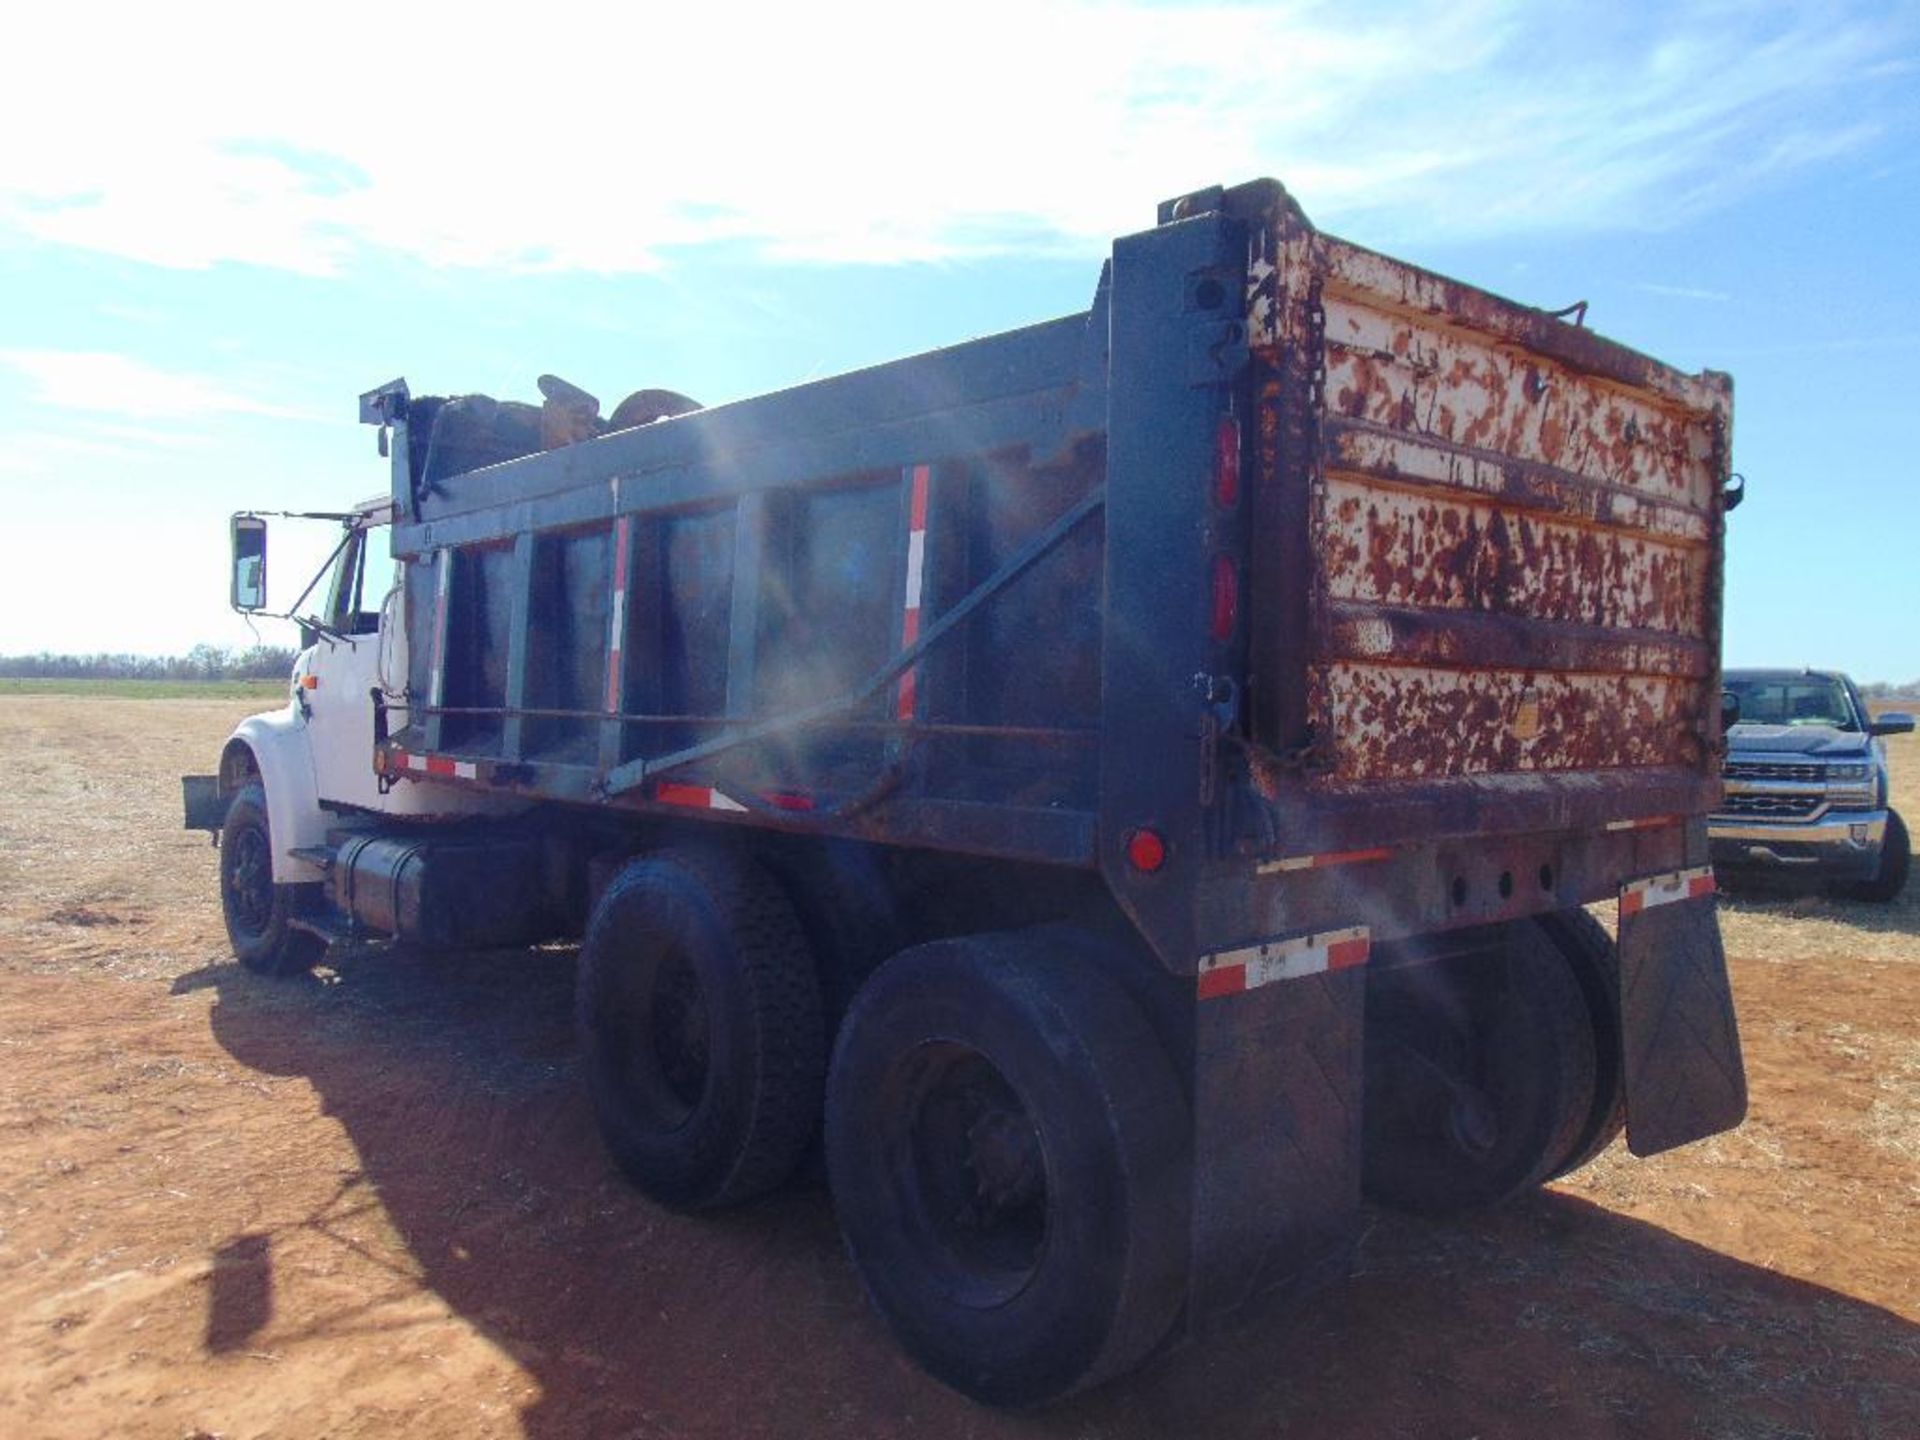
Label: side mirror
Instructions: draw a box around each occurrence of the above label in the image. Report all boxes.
[1870,711,1915,737]
[231,515,268,612]
[1721,689,1741,732]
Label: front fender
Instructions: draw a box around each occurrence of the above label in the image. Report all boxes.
[225,704,326,883]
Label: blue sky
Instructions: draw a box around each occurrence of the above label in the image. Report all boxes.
[2,0,1916,681]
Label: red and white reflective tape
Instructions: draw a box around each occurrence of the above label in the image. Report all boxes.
[652,780,748,814]
[1605,814,1681,833]
[1197,925,1370,1000]
[606,515,631,713]
[1256,846,1393,876]
[897,463,930,721]
[1619,865,1715,917]
[394,751,477,781]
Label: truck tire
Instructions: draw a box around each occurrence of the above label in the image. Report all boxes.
[1362,920,1597,1216]
[755,840,903,1035]
[219,782,324,977]
[825,931,1190,1407]
[1531,907,1627,1178]
[577,849,825,1211]
[1835,809,1910,904]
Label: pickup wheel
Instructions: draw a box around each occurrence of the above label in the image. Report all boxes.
[1531,907,1627,1178]
[1834,809,1910,904]
[577,849,825,1211]
[825,931,1190,1408]
[1362,921,1597,1216]
[219,782,324,977]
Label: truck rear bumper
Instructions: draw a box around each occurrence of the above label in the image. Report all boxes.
[1708,810,1885,880]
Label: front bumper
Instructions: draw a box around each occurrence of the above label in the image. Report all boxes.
[1708,809,1886,881]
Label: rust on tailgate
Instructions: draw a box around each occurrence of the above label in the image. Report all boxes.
[1319,296,1714,505]
[1309,663,1700,781]
[1318,476,1708,636]
[1245,208,1731,824]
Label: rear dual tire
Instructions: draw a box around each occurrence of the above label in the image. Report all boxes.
[1534,907,1628,1179]
[825,932,1190,1408]
[1362,911,1624,1216]
[576,849,826,1212]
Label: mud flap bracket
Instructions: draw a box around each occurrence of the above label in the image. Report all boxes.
[1616,867,1747,1157]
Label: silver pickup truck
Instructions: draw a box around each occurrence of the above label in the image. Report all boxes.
[1711,668,1912,901]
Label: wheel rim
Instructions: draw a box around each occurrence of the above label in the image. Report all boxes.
[599,939,712,1130]
[224,824,273,939]
[898,1042,1047,1308]
[1374,959,1535,1173]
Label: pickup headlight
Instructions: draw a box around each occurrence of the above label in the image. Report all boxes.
[1824,761,1876,808]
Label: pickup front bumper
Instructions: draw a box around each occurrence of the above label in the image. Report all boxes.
[1708,809,1886,881]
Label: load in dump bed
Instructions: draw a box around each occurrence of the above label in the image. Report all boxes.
[193,178,1745,1405]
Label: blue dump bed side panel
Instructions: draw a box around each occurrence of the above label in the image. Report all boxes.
[386,311,1112,866]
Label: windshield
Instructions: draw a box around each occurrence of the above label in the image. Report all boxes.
[1726,675,1859,731]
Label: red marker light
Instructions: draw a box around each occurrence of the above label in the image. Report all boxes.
[1126,828,1168,873]
[1215,415,1241,508]
[1210,554,1239,641]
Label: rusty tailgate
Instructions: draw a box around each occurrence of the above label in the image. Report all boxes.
[1246,201,1731,849]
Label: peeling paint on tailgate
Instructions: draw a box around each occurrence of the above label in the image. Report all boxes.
[1249,212,1730,822]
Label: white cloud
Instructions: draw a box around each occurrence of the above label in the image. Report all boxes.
[0,350,317,421]
[0,1,1908,274]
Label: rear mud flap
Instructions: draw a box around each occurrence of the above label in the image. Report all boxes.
[1617,868,1748,1157]
[1188,934,1366,1332]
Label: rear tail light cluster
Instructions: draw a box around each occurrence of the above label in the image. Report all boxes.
[1210,414,1242,642]
[1210,553,1239,641]
[1125,827,1168,873]
[1214,414,1241,509]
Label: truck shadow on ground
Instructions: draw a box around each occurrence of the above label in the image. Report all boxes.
[178,947,1920,1440]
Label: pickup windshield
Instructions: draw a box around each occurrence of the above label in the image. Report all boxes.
[1726,676,1859,730]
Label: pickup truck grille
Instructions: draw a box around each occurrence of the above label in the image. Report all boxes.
[1724,760,1824,783]
[1718,792,1824,820]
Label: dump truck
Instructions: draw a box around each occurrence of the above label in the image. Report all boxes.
[185,178,1747,1406]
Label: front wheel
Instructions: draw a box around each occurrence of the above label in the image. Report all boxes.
[1834,809,1910,904]
[826,931,1190,1407]
[219,782,323,977]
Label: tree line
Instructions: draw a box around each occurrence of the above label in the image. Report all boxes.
[4,646,1915,697]
[0,645,298,681]
[1859,680,1920,701]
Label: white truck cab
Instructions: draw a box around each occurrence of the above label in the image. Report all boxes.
[188,498,519,892]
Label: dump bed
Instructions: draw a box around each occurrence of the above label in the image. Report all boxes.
[373,178,1732,964]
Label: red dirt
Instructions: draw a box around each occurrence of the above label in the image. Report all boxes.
[1,695,1915,1439]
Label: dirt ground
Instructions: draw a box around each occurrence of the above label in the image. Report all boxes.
[1,694,1915,1440]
